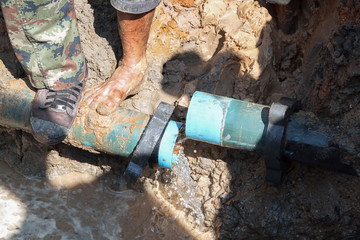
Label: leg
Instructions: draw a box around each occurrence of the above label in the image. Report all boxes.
[1,0,87,144]
[1,0,86,90]
[84,9,155,116]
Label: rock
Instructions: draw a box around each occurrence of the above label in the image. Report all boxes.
[170,0,195,8]
[201,0,227,26]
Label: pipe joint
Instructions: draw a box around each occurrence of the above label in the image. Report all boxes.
[264,97,300,184]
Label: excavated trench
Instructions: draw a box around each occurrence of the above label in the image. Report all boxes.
[0,0,360,239]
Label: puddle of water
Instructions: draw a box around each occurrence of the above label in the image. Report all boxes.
[48,172,98,188]
[0,160,199,239]
[0,185,26,239]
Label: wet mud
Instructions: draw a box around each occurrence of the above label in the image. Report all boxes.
[0,160,200,240]
[0,0,360,239]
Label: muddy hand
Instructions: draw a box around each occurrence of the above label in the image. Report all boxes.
[84,58,147,116]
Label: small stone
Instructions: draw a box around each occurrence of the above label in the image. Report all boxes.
[167,19,178,29]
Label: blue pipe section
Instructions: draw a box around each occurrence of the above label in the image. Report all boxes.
[185,92,224,145]
[68,108,150,157]
[157,120,183,168]
[186,91,268,151]
[0,79,183,168]
[1,80,348,176]
[185,92,338,157]
[0,80,33,131]
[0,79,150,157]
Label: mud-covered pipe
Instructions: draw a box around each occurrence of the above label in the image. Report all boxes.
[0,79,150,157]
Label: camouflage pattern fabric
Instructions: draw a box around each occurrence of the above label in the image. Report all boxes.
[0,0,86,90]
[110,0,161,14]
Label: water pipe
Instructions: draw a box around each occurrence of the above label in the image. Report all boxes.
[185,91,357,183]
[0,79,181,183]
[0,79,356,184]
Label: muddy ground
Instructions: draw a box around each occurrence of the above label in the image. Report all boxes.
[0,0,360,239]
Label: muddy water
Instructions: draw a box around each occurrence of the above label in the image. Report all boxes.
[169,145,205,226]
[0,160,203,240]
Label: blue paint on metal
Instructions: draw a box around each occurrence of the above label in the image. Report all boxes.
[0,79,152,158]
[104,117,147,157]
[71,126,97,148]
[0,89,33,130]
[106,125,132,157]
[158,120,182,169]
[186,91,229,145]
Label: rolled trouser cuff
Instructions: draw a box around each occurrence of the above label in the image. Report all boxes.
[110,0,161,14]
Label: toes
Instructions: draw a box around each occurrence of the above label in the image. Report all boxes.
[106,90,125,107]
[95,92,125,116]
[83,86,103,108]
[96,103,117,116]
[88,94,107,110]
[83,89,96,105]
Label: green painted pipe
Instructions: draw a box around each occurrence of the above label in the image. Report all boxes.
[0,79,150,157]
[186,92,337,152]
[186,91,268,151]
[4,80,350,178]
[185,92,334,153]
[185,92,357,177]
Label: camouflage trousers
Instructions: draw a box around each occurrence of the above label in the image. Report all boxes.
[0,0,86,90]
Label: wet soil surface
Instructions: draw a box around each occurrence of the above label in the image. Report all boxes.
[0,0,360,239]
[0,159,197,239]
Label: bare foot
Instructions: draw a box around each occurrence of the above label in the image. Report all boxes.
[84,58,147,115]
